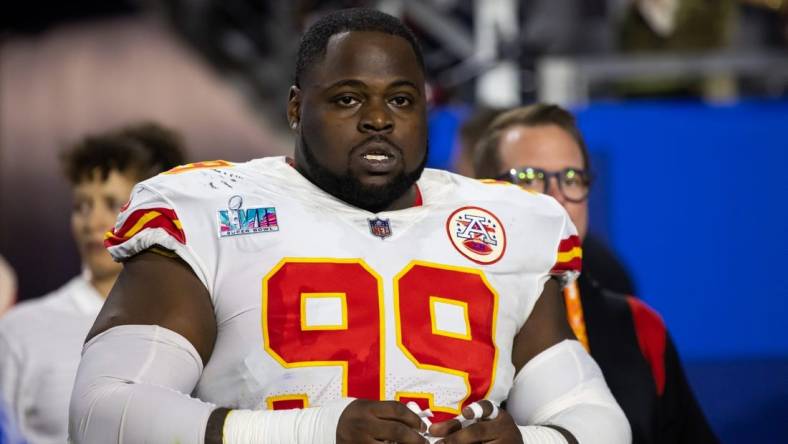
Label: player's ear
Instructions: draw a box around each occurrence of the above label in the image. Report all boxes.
[287,86,301,131]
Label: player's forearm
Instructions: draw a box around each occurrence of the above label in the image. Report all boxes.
[519,424,578,444]
[71,324,353,444]
[70,374,215,443]
[69,325,215,443]
[518,403,628,444]
[508,340,631,444]
[73,376,349,444]
[205,408,231,444]
[206,400,354,444]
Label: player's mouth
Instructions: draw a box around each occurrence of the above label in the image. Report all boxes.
[356,141,400,174]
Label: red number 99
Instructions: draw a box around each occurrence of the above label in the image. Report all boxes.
[262,259,497,419]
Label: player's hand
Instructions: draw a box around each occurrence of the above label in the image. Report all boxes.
[337,399,428,444]
[428,400,522,444]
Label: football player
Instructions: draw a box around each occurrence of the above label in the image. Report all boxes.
[0,123,185,443]
[69,9,630,444]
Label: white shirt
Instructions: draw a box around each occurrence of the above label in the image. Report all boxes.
[105,157,581,420]
[0,275,103,444]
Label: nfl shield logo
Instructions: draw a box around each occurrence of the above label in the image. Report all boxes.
[368,217,392,239]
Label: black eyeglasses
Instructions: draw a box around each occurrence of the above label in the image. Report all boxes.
[496,166,591,203]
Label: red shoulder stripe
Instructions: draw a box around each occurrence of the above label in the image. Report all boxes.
[552,235,582,274]
[114,207,178,237]
[104,208,186,248]
[163,160,233,175]
[627,297,667,396]
[551,257,582,274]
[558,235,581,252]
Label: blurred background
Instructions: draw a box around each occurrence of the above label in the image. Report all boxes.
[1,1,786,441]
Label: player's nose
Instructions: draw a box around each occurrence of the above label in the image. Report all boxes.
[359,99,393,134]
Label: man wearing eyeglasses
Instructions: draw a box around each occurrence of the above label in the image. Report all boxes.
[473,104,718,444]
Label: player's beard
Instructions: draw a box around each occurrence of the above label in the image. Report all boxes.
[299,132,428,213]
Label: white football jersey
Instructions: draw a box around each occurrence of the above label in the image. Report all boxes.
[106,156,581,422]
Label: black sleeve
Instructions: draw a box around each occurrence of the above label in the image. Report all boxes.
[657,333,719,444]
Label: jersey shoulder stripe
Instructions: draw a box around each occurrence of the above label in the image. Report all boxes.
[162,159,235,175]
[551,235,583,274]
[552,235,582,274]
[104,207,185,248]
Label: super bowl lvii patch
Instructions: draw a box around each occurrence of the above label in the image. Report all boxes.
[218,195,279,238]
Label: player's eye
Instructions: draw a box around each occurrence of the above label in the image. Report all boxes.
[334,95,360,107]
[389,95,412,107]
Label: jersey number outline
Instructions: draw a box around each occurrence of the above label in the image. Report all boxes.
[262,258,499,420]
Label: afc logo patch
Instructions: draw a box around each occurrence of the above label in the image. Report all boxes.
[446,206,506,264]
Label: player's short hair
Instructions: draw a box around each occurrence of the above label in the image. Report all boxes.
[62,122,187,185]
[473,104,591,181]
[295,8,424,87]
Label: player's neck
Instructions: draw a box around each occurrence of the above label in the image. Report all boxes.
[381,185,420,211]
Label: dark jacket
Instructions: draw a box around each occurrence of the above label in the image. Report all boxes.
[579,272,718,444]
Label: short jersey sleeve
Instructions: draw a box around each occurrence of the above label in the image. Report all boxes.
[104,184,212,291]
[549,211,582,286]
